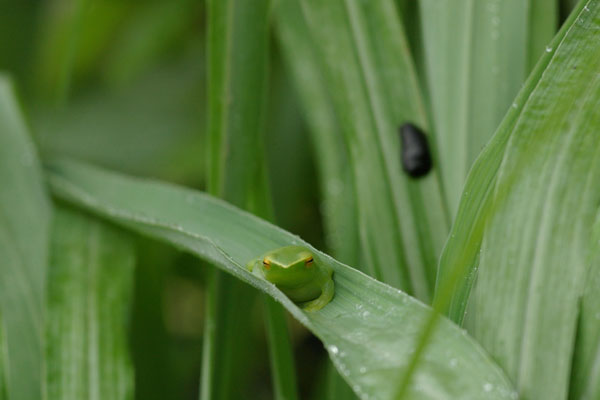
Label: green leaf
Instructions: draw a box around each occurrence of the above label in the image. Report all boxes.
[419,0,549,215]
[299,0,449,300]
[437,1,600,398]
[0,75,50,400]
[45,206,135,399]
[46,160,517,400]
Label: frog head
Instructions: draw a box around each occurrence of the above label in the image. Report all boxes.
[260,245,317,287]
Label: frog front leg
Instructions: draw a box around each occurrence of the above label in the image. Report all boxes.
[299,279,334,312]
[246,258,264,278]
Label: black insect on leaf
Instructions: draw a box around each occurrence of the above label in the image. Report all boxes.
[399,123,432,178]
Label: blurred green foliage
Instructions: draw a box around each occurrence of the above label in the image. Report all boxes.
[0,0,587,399]
[0,0,327,398]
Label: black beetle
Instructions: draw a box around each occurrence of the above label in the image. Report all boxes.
[399,123,432,178]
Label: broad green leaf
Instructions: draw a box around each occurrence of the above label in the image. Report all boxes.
[0,76,50,400]
[419,0,553,215]
[46,160,517,400]
[437,1,600,398]
[300,0,449,301]
[45,207,134,399]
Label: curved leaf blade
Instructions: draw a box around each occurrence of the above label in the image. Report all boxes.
[0,76,50,400]
[46,160,516,400]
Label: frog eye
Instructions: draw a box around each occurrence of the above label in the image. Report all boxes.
[305,257,314,267]
[262,259,271,270]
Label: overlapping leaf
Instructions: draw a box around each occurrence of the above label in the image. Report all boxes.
[419,0,556,214]
[437,1,600,398]
[0,76,50,400]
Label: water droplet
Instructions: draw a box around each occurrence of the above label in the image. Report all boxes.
[329,345,339,355]
[449,358,458,367]
[484,383,493,392]
[512,102,518,109]
[584,5,590,11]
[361,310,370,318]
[545,46,553,53]
[359,366,367,373]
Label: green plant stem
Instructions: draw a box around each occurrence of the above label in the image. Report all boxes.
[202,0,298,398]
[264,298,298,400]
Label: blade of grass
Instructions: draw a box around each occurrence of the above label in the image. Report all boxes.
[0,75,50,400]
[129,238,172,400]
[204,0,298,399]
[569,215,600,400]
[264,298,298,400]
[47,159,517,400]
[299,0,449,301]
[45,206,134,399]
[436,1,600,398]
